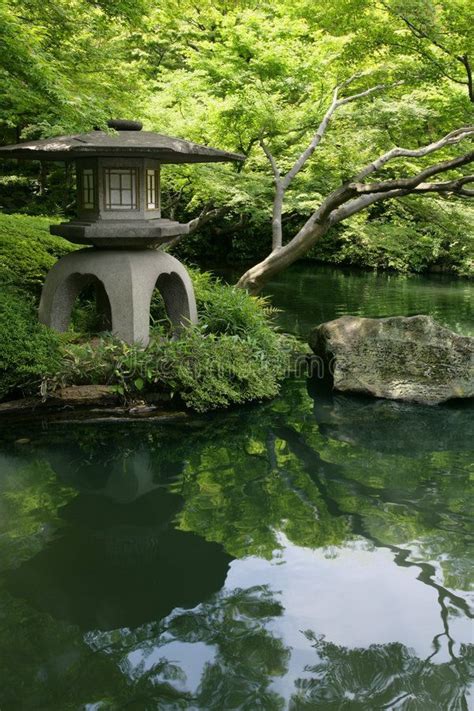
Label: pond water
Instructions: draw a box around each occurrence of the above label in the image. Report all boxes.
[0,264,472,710]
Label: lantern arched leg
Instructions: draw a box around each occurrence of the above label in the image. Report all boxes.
[39,248,197,346]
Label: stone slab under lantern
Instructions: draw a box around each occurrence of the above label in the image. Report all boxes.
[0,120,244,344]
[50,218,188,248]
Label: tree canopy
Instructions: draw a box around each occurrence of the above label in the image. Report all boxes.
[0,0,472,277]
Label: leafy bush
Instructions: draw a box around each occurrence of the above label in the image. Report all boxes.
[55,324,296,412]
[0,166,76,216]
[58,270,298,411]
[0,289,62,400]
[0,213,75,295]
[151,267,279,336]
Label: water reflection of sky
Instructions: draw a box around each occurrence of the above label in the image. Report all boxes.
[233,536,472,654]
[81,534,472,705]
[230,540,443,655]
[236,539,472,702]
[125,640,217,694]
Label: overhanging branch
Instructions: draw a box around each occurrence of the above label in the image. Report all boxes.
[353,127,474,181]
[350,150,474,195]
[413,175,474,197]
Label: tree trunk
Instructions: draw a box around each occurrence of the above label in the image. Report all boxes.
[236,221,329,293]
[235,126,473,293]
[272,185,284,250]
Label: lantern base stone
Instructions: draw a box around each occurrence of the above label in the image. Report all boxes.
[39,248,198,346]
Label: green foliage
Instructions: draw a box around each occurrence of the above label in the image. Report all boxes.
[143,1,472,276]
[0,0,147,136]
[57,307,298,412]
[0,213,75,295]
[0,165,77,216]
[0,288,62,400]
[309,199,474,276]
[1,1,472,276]
[153,267,279,336]
[0,459,75,571]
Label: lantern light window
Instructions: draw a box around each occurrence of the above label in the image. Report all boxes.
[146,169,160,210]
[82,168,95,210]
[104,168,138,210]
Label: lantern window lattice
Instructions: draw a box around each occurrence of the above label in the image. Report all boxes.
[81,168,96,210]
[146,168,160,211]
[104,167,138,210]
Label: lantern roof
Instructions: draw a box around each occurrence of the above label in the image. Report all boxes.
[0,120,245,164]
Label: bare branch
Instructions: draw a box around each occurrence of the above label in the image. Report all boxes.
[329,189,408,225]
[260,138,281,182]
[413,175,474,197]
[353,127,474,181]
[350,150,474,194]
[257,75,398,252]
[164,205,230,250]
[459,54,474,103]
[337,83,395,107]
[237,125,474,292]
[186,205,230,233]
[280,79,390,190]
[259,138,285,249]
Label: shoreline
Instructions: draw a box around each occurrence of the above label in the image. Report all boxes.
[0,385,188,425]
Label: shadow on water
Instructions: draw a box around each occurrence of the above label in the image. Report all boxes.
[307,376,474,455]
[6,483,233,631]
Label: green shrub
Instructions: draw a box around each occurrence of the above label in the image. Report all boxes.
[151,267,279,336]
[57,267,298,412]
[0,289,62,400]
[309,199,474,277]
[0,213,75,295]
[55,325,296,412]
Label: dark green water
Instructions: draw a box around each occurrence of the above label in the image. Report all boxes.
[0,265,472,710]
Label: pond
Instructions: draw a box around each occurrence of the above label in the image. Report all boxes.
[0,264,472,709]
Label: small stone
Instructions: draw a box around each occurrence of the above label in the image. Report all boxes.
[309,314,474,405]
[15,438,30,445]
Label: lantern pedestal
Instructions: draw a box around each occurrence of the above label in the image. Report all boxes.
[38,248,198,346]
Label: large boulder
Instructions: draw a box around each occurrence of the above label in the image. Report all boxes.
[309,315,474,405]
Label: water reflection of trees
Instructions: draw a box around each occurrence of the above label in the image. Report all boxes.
[0,378,472,708]
[0,582,290,710]
[108,585,290,710]
[277,385,473,682]
[266,263,474,338]
[290,632,474,710]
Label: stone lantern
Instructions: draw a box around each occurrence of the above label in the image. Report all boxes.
[0,120,244,345]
